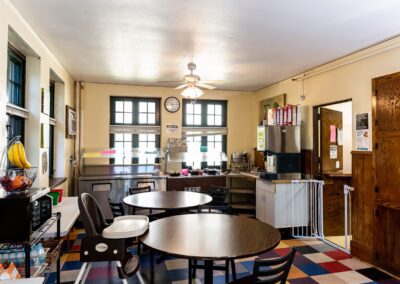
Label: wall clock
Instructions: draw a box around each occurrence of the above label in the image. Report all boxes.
[164,96,180,113]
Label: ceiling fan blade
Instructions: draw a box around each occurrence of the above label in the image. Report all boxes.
[158,80,183,83]
[196,82,216,90]
[175,83,188,89]
[200,80,224,83]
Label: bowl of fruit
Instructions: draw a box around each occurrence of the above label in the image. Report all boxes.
[0,167,37,192]
[0,137,36,193]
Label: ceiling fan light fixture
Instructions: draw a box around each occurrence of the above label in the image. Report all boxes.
[181,85,204,99]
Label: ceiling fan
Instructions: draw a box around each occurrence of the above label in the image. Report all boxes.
[159,62,220,91]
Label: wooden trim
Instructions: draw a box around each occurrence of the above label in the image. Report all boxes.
[351,151,372,155]
[351,240,374,263]
[313,98,352,109]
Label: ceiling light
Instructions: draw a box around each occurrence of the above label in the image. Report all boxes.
[181,86,204,99]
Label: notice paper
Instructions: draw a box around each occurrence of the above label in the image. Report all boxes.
[330,125,336,143]
[330,145,338,159]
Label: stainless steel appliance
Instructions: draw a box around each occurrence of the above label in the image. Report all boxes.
[259,125,301,180]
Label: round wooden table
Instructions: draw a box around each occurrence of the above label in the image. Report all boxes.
[140,214,281,284]
[123,191,212,211]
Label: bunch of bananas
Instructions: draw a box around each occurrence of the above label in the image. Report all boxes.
[7,142,31,169]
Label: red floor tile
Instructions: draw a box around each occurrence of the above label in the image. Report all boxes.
[324,250,352,261]
[319,261,353,273]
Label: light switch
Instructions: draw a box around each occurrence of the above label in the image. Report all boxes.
[336,161,340,168]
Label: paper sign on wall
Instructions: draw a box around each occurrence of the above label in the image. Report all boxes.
[166,124,180,138]
[356,113,370,150]
[330,125,336,143]
[330,145,338,159]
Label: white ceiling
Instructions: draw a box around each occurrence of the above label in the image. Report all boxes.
[10,0,400,91]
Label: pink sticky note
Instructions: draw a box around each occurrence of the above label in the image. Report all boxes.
[330,125,336,143]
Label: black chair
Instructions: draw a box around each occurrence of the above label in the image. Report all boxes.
[228,248,296,284]
[190,186,236,283]
[129,186,152,214]
[108,198,125,217]
[79,193,148,283]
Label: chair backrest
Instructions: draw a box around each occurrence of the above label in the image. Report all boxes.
[108,198,125,217]
[209,186,228,206]
[78,193,109,237]
[129,185,151,195]
[253,247,296,284]
[137,181,156,190]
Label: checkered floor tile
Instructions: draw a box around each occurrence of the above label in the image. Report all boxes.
[52,229,400,284]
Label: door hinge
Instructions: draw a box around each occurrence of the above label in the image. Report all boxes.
[374,186,379,193]
[375,208,379,217]
[375,143,378,150]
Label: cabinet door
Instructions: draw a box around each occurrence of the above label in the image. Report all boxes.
[264,189,276,227]
[256,187,265,222]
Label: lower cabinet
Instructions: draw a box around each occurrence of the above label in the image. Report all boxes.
[256,179,308,228]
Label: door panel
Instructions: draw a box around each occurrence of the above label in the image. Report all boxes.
[373,71,400,276]
[320,108,343,174]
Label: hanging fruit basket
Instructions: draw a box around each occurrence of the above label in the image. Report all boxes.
[0,136,37,193]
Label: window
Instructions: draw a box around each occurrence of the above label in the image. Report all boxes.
[110,97,161,165]
[6,46,26,145]
[48,81,55,177]
[110,97,160,125]
[183,99,227,127]
[182,99,227,169]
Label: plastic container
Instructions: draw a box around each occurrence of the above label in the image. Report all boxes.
[50,189,63,203]
[48,192,60,206]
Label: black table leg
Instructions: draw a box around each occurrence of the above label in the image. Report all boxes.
[203,260,214,284]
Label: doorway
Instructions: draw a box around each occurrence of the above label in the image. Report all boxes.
[313,100,353,250]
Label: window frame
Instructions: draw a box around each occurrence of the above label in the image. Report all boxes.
[110,97,161,126]
[7,45,26,108]
[182,99,227,127]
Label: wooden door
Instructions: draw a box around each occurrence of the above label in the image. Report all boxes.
[373,72,400,276]
[320,108,343,174]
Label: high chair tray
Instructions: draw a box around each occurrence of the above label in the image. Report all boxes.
[102,215,149,239]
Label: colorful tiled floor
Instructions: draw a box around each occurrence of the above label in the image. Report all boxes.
[51,229,400,284]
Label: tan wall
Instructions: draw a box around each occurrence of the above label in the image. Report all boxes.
[255,36,400,156]
[0,1,75,194]
[81,83,257,167]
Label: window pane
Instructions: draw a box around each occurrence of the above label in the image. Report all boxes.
[139,134,146,141]
[207,115,215,125]
[115,113,123,123]
[215,115,222,126]
[124,133,132,141]
[215,135,222,142]
[148,142,155,149]
[148,134,156,141]
[148,114,156,124]
[148,102,156,113]
[115,142,124,149]
[124,141,132,150]
[194,115,201,125]
[139,102,147,112]
[124,113,132,124]
[139,113,147,124]
[115,133,123,141]
[208,104,215,114]
[186,115,193,125]
[194,104,201,114]
[186,103,193,114]
[215,105,222,115]
[139,142,147,149]
[115,101,124,112]
[124,101,132,112]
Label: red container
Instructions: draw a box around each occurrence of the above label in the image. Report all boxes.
[50,189,63,203]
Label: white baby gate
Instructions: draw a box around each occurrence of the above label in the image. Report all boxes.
[290,180,325,238]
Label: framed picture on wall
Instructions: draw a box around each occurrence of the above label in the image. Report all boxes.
[66,105,77,138]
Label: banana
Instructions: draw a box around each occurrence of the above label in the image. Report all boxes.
[7,145,15,167]
[12,143,24,169]
[16,142,31,169]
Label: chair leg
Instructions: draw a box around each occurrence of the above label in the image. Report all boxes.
[230,259,237,281]
[192,259,197,278]
[225,259,229,283]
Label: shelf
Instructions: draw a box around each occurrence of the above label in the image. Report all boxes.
[230,202,256,210]
[30,213,61,245]
[43,239,63,282]
[229,188,255,194]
